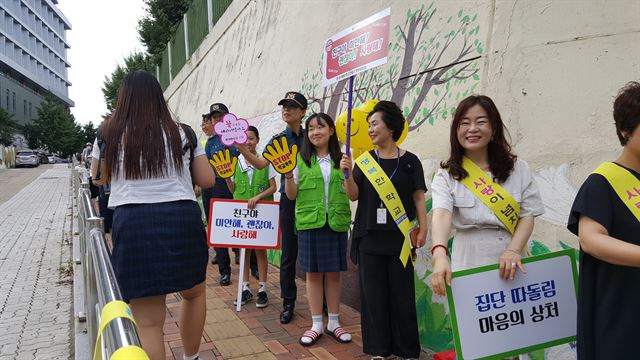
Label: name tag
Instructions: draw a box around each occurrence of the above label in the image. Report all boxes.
[376,207,387,224]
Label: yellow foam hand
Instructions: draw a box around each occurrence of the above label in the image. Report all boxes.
[209,149,237,179]
[263,135,298,174]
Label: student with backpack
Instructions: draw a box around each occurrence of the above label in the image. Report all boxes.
[92,71,215,360]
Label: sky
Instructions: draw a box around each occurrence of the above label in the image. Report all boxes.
[57,0,147,125]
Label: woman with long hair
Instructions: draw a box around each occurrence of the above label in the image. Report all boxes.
[94,70,215,360]
[430,95,544,296]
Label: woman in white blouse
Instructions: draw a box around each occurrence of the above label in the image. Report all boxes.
[431,95,544,296]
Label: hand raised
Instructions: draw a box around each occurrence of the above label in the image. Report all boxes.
[209,149,238,179]
[263,135,298,175]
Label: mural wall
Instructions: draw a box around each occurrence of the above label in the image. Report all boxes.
[165,0,640,357]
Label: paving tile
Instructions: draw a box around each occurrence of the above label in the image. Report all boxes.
[214,335,268,358]
[204,319,252,340]
[263,340,288,355]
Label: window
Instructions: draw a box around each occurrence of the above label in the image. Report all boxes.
[12,92,16,114]
[28,102,32,118]
[5,90,8,111]
[23,100,26,117]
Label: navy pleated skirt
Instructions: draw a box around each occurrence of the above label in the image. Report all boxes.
[111,200,208,302]
[298,221,348,273]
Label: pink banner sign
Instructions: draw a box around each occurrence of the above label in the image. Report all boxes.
[322,7,390,87]
[214,113,249,146]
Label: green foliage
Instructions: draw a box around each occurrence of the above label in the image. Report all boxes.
[81,122,97,145]
[415,272,455,351]
[138,0,193,66]
[0,108,18,146]
[22,97,85,156]
[101,52,155,112]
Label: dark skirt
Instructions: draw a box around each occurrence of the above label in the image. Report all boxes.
[111,200,208,302]
[298,221,348,273]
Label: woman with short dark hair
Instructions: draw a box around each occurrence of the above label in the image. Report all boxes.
[342,100,428,359]
[567,82,640,359]
[95,70,215,360]
[431,95,544,295]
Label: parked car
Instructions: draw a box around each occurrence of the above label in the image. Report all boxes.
[47,154,61,164]
[15,150,40,167]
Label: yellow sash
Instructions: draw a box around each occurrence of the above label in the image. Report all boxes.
[460,157,520,234]
[355,151,413,267]
[593,162,640,221]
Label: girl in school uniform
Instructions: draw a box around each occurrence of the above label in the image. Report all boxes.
[93,71,215,360]
[284,113,352,346]
[225,126,277,308]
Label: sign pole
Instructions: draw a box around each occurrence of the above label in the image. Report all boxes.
[235,248,246,312]
[344,75,355,179]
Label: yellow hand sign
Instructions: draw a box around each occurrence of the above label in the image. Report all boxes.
[209,149,237,179]
[263,135,298,174]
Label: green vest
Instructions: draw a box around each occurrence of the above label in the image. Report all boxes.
[233,158,273,201]
[295,154,351,232]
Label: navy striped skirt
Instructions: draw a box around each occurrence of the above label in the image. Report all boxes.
[298,221,348,273]
[111,200,208,302]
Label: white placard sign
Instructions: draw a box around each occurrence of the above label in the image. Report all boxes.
[446,250,578,360]
[208,199,280,249]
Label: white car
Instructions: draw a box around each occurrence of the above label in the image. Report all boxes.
[47,155,60,164]
[15,150,40,167]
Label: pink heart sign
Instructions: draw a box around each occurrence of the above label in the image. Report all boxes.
[214,113,249,146]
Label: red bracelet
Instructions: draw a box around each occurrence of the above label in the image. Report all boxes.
[430,244,449,256]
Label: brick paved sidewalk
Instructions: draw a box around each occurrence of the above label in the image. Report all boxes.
[163,261,368,360]
[0,165,73,360]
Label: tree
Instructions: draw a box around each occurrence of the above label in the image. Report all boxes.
[101,52,154,112]
[22,97,84,156]
[0,108,18,146]
[81,122,97,145]
[137,0,192,66]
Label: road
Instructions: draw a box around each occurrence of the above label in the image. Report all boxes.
[0,165,54,205]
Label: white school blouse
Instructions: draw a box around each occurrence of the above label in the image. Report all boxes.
[431,159,545,271]
[93,125,206,209]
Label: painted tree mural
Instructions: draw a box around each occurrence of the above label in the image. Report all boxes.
[300,2,483,132]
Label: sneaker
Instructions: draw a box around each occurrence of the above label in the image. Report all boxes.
[234,289,253,305]
[256,291,268,308]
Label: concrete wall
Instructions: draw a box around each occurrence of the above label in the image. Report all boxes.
[0,71,44,125]
[165,0,640,356]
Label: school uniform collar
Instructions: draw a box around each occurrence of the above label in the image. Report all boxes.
[317,154,331,163]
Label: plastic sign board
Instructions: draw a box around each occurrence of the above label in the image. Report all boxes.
[446,250,578,360]
[214,113,249,146]
[208,199,280,250]
[322,7,390,87]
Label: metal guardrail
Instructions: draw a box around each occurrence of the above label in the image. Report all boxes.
[72,167,146,359]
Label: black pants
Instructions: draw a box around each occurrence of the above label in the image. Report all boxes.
[359,248,420,358]
[203,181,239,276]
[279,194,297,303]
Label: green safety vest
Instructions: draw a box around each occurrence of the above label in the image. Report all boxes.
[233,158,273,201]
[295,154,351,232]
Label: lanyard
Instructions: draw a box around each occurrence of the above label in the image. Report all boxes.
[375,147,401,180]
